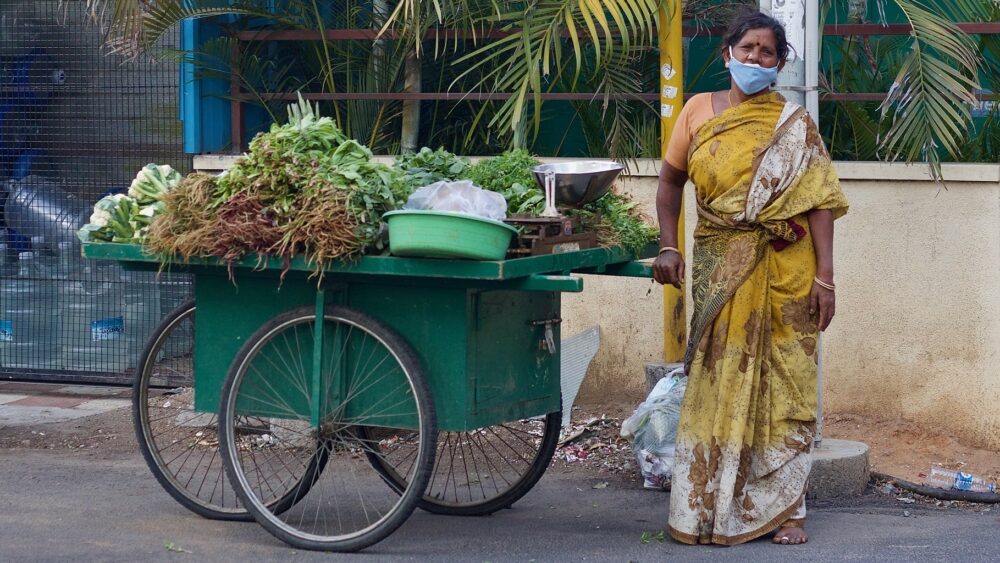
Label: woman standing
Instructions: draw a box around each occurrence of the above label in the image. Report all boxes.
[653,10,848,546]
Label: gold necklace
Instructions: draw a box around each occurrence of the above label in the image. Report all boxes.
[728,89,737,108]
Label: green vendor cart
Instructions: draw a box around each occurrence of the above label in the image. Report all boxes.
[82,242,653,552]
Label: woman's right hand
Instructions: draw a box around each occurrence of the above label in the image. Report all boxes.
[653,250,685,288]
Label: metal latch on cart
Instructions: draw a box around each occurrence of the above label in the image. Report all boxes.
[530,317,562,354]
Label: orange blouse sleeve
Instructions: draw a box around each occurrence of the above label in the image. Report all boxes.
[664,93,714,171]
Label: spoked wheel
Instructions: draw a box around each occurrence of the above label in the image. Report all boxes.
[363,411,561,516]
[219,305,437,552]
[133,301,251,520]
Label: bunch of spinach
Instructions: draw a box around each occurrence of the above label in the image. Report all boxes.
[463,149,545,215]
[393,147,470,193]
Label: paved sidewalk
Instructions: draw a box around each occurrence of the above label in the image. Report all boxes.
[0,382,131,427]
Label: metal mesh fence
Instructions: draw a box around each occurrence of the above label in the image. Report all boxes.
[0,1,192,384]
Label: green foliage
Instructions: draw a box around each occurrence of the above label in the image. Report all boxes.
[162,541,191,554]
[465,150,544,215]
[127,163,183,204]
[393,147,471,191]
[217,96,351,207]
[568,192,659,257]
[878,1,983,179]
[208,96,403,266]
[818,0,998,173]
[392,146,657,255]
[819,31,906,161]
[640,530,667,544]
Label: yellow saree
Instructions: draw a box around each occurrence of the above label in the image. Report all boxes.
[667,92,848,545]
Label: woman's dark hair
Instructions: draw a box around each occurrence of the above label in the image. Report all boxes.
[722,9,790,61]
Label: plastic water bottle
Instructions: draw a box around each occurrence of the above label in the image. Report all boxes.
[0,244,12,360]
[53,241,75,279]
[0,252,58,369]
[5,176,90,248]
[29,235,53,278]
[927,467,997,493]
[0,242,11,277]
[121,269,160,369]
[60,262,127,373]
[157,274,194,359]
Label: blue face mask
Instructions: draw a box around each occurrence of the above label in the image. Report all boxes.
[727,46,779,95]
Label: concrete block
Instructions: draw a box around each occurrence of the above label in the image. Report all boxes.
[645,362,684,392]
[808,439,870,500]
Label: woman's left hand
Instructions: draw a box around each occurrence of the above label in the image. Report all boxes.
[809,282,835,332]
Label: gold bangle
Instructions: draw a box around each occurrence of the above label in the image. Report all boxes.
[814,277,835,291]
[658,246,680,256]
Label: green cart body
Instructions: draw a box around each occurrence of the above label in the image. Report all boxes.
[83,243,653,432]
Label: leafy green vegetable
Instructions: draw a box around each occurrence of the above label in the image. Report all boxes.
[568,191,659,257]
[393,147,470,193]
[78,193,162,244]
[215,95,351,210]
[150,95,405,274]
[128,163,182,205]
[464,149,544,215]
[80,172,175,246]
[640,530,666,544]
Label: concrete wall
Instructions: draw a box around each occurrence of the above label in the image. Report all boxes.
[564,160,1000,450]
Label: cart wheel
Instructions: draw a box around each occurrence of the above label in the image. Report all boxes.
[133,300,254,520]
[134,302,326,521]
[219,305,436,552]
[363,411,561,516]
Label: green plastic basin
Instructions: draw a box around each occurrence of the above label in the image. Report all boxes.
[383,210,518,260]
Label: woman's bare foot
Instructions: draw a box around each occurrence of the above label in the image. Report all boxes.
[772,526,808,545]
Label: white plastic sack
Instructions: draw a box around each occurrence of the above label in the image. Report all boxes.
[621,368,687,490]
[403,180,508,221]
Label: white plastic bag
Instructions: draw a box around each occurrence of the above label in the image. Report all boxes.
[403,180,508,221]
[621,368,687,489]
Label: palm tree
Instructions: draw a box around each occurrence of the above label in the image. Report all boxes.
[86,0,997,172]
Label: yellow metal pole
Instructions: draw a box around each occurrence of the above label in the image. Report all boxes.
[659,0,686,363]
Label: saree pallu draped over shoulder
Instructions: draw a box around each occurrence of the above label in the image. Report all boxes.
[667,92,848,546]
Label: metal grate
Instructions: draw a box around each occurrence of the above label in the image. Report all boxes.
[0,1,192,384]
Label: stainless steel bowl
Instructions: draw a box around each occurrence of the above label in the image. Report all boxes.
[531,161,623,207]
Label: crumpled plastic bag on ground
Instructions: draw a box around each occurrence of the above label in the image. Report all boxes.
[621,368,687,490]
[403,180,508,221]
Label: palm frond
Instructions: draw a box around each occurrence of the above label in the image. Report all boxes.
[877,0,982,179]
[85,1,296,59]
[379,0,499,55]
[447,0,658,142]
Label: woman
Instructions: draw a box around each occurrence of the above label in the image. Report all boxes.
[653,10,848,546]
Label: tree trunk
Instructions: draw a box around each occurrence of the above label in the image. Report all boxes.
[400,52,421,153]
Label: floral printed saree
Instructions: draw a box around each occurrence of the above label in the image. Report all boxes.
[667,92,848,545]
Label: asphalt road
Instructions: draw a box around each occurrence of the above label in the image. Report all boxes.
[0,449,997,562]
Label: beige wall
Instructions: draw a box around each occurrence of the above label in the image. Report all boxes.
[564,160,1000,450]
